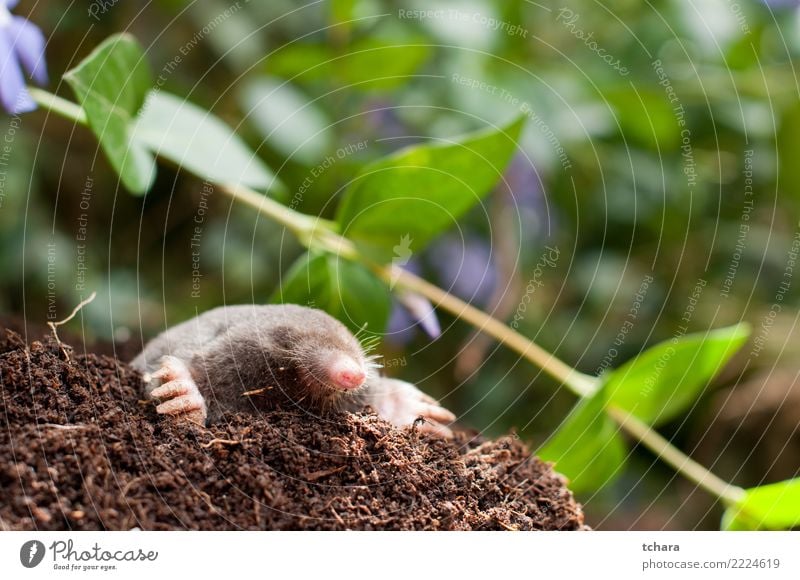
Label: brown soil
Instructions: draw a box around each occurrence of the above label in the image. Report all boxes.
[0,325,586,531]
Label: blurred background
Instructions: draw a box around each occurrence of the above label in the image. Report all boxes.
[2,0,800,529]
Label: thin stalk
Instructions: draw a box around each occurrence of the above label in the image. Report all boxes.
[219,182,319,239]
[608,407,745,505]
[29,87,87,125]
[383,264,597,396]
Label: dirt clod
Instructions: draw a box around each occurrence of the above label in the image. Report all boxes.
[0,327,586,530]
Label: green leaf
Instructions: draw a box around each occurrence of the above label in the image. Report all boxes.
[271,251,391,335]
[722,479,800,530]
[331,0,355,22]
[605,87,679,150]
[336,37,431,91]
[605,324,750,426]
[132,90,281,192]
[267,43,332,82]
[64,33,156,194]
[266,38,431,91]
[777,101,800,201]
[537,384,627,493]
[239,78,333,165]
[330,0,355,36]
[336,117,525,263]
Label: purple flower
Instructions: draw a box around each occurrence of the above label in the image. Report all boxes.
[386,259,442,345]
[386,292,441,346]
[0,0,48,114]
[397,290,441,337]
[385,300,423,346]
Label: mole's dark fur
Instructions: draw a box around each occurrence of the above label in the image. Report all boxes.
[132,304,373,423]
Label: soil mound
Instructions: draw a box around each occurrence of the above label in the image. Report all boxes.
[0,327,585,530]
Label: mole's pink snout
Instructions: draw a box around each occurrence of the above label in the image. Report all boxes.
[328,354,366,390]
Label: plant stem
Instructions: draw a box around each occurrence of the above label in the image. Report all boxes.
[608,407,745,505]
[219,182,319,239]
[383,263,597,396]
[29,87,87,125]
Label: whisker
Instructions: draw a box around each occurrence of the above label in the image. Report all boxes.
[360,339,382,355]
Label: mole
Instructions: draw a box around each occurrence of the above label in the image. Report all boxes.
[131,304,455,437]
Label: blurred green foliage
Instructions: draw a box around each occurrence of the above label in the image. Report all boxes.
[723,478,800,530]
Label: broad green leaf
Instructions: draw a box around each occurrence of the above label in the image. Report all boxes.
[331,0,355,22]
[538,384,626,493]
[606,324,750,426]
[132,91,281,192]
[777,101,800,201]
[336,117,524,263]
[64,34,156,194]
[604,86,679,150]
[266,38,430,91]
[336,38,431,91]
[267,44,332,82]
[330,0,356,37]
[239,78,332,165]
[271,251,391,335]
[722,479,800,530]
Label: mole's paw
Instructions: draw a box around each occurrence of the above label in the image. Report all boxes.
[149,356,207,426]
[373,379,456,438]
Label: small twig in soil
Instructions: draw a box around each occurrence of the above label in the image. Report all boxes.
[503,478,529,505]
[253,498,261,527]
[200,438,254,448]
[410,416,428,441]
[329,506,345,526]
[304,465,346,481]
[120,477,145,498]
[38,423,92,431]
[241,387,272,397]
[47,291,97,362]
[197,489,221,514]
[498,521,520,531]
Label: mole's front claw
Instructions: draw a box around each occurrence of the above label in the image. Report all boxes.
[155,393,206,425]
[148,356,207,426]
[373,378,456,438]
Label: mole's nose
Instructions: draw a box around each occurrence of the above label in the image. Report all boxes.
[329,355,366,390]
